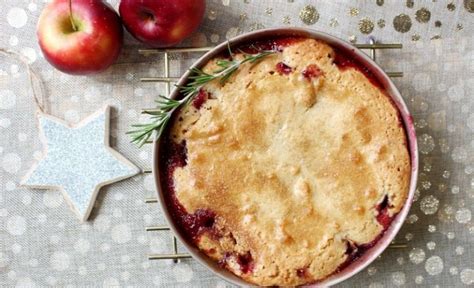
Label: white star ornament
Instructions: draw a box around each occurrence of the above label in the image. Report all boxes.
[21,105,139,221]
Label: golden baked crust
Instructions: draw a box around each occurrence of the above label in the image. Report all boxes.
[165,38,410,286]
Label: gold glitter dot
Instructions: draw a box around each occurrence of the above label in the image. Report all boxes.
[431,34,441,40]
[447,2,456,10]
[283,15,291,25]
[376,0,384,6]
[329,18,339,27]
[210,33,220,43]
[359,18,375,34]
[393,14,412,33]
[435,20,442,27]
[208,10,217,21]
[265,7,273,15]
[299,5,319,25]
[226,27,241,39]
[239,13,248,22]
[349,35,357,43]
[415,8,431,23]
[377,19,386,28]
[412,34,421,41]
[349,7,360,16]
[249,22,265,31]
[406,0,414,8]
[465,0,474,12]
[456,23,464,30]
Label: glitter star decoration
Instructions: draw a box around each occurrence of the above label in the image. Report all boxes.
[21,105,139,221]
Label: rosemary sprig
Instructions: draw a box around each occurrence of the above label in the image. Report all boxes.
[127,48,274,147]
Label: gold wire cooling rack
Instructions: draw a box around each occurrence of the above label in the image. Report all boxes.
[140,38,406,262]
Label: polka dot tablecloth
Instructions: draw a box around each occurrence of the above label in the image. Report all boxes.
[0,0,473,287]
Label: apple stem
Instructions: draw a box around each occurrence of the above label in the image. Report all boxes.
[68,0,77,32]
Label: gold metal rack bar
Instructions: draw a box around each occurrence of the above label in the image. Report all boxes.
[141,77,181,82]
[355,43,402,49]
[145,198,158,203]
[164,53,170,96]
[146,225,170,231]
[172,237,179,258]
[141,72,402,84]
[139,47,214,55]
[138,44,402,55]
[147,242,406,261]
[387,72,403,77]
[148,253,193,260]
[140,72,402,87]
[142,64,181,264]
[369,38,377,62]
[388,244,408,248]
[144,220,410,250]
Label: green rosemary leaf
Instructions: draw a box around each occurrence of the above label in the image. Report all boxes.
[216,60,232,67]
[130,123,155,128]
[155,95,179,104]
[141,111,165,116]
[219,66,238,84]
[128,47,275,147]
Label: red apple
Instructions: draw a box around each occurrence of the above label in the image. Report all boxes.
[37,0,123,75]
[119,0,205,47]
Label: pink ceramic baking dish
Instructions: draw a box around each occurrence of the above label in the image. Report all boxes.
[152,27,419,286]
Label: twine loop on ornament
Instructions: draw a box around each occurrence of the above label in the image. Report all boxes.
[0,48,48,114]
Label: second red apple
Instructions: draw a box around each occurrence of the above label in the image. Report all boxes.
[119,0,206,47]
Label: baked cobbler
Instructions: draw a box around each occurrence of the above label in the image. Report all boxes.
[159,37,410,286]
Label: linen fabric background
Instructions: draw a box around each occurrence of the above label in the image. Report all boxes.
[0,0,473,287]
